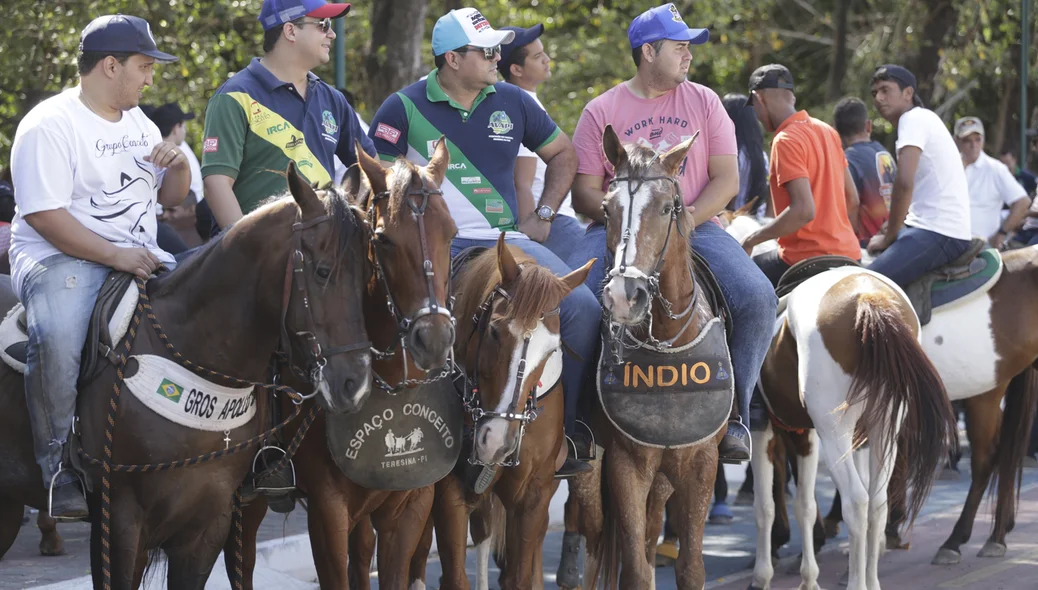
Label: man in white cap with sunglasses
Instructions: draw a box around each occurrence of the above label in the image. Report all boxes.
[201,0,374,234]
[368,7,599,478]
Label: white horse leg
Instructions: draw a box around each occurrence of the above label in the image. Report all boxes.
[866,418,899,590]
[476,537,491,590]
[750,423,777,590]
[794,430,821,590]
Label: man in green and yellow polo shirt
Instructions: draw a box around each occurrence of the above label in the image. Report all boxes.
[201,0,374,231]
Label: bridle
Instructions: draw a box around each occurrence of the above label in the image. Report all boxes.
[460,278,560,467]
[278,211,372,398]
[366,175,455,393]
[605,166,700,358]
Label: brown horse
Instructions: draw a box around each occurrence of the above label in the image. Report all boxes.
[0,163,372,588]
[400,233,591,590]
[561,127,726,590]
[231,141,458,590]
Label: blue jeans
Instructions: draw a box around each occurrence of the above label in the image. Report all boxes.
[452,235,601,436]
[866,225,972,288]
[21,253,176,487]
[567,221,777,426]
[541,214,588,261]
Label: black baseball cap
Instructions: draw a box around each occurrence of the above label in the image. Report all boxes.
[80,15,177,63]
[146,103,195,136]
[497,24,545,78]
[746,64,794,105]
[873,64,917,92]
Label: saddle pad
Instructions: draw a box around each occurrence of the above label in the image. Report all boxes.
[931,248,1002,310]
[535,348,562,400]
[598,316,734,449]
[325,375,463,490]
[125,354,257,431]
[0,283,138,375]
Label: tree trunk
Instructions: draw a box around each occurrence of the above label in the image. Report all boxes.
[364,0,429,110]
[912,0,958,105]
[826,0,852,102]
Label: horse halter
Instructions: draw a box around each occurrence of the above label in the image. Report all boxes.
[605,169,700,356]
[461,280,560,468]
[367,175,456,394]
[279,212,372,397]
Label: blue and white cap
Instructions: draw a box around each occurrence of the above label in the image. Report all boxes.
[627,3,709,49]
[258,0,351,32]
[432,8,516,56]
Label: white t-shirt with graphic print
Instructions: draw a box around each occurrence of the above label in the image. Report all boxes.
[9,86,174,296]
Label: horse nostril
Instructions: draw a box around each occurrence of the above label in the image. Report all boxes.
[480,428,490,447]
[344,378,356,395]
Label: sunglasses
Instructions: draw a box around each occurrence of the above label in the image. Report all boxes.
[454,45,501,60]
[294,18,333,34]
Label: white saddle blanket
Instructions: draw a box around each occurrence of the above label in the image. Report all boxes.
[0,282,138,374]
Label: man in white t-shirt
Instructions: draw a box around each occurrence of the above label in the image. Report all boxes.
[9,14,188,519]
[865,65,973,287]
[953,116,1029,249]
[497,24,586,261]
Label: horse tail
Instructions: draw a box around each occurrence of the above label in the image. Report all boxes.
[591,452,621,590]
[846,290,957,529]
[991,368,1038,524]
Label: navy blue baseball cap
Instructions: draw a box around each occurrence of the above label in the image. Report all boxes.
[873,64,918,92]
[79,15,178,62]
[259,0,352,31]
[628,3,708,50]
[497,24,545,78]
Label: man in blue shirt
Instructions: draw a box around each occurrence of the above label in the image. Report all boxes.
[368,7,598,477]
[201,0,373,230]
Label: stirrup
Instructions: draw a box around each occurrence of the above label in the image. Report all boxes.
[48,463,87,521]
[251,446,296,494]
[573,419,597,461]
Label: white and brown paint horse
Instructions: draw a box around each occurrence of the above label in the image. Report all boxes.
[726,210,1038,569]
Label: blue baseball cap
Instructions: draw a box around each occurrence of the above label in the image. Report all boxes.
[79,15,178,62]
[432,8,516,56]
[259,0,352,31]
[497,24,545,78]
[873,64,918,92]
[628,3,709,50]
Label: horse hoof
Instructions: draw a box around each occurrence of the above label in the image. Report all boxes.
[823,518,841,539]
[735,490,754,506]
[932,548,962,565]
[978,541,1007,558]
[886,534,910,550]
[39,539,66,556]
[747,584,768,590]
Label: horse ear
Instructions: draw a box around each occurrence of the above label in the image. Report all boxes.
[661,130,700,177]
[733,195,760,218]
[287,161,323,217]
[497,232,520,285]
[425,136,450,185]
[560,258,595,295]
[341,163,372,210]
[355,140,389,196]
[602,125,627,171]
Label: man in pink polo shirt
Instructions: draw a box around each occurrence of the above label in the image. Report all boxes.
[565,3,777,462]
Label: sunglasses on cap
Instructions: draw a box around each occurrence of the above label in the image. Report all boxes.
[293,17,333,34]
[453,45,501,60]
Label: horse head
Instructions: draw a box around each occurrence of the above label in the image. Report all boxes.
[600,124,698,324]
[456,233,592,465]
[277,162,372,414]
[343,139,457,376]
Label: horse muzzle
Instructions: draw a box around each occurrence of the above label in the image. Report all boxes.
[474,418,519,465]
[407,307,455,371]
[603,275,650,324]
[319,350,372,415]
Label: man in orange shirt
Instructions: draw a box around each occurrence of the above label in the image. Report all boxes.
[739,64,861,286]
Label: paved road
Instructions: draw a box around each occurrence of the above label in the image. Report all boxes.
[6,461,1038,589]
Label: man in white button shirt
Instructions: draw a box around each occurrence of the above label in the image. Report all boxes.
[954,116,1029,249]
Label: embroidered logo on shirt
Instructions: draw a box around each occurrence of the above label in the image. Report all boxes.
[487,111,514,135]
[322,110,338,135]
[485,199,503,213]
[285,135,304,149]
[473,188,492,194]
[376,123,402,143]
[461,176,482,185]
[203,137,219,153]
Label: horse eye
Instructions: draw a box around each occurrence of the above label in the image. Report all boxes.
[316,266,332,280]
[662,205,673,216]
[374,230,393,247]
[489,325,500,341]
[602,204,610,219]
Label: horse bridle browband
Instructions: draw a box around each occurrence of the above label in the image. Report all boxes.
[461,278,560,467]
[606,170,700,356]
[366,175,455,393]
[279,212,372,397]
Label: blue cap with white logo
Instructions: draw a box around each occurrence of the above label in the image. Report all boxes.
[79,15,178,62]
[432,8,516,56]
[627,3,709,49]
[258,0,352,32]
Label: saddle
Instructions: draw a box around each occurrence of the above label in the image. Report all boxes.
[904,238,1002,326]
[597,253,735,449]
[0,271,137,382]
[775,255,862,299]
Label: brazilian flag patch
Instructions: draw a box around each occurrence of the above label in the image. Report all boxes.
[156,378,184,403]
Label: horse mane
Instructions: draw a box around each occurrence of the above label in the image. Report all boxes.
[455,247,569,334]
[152,188,365,298]
[387,159,424,221]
